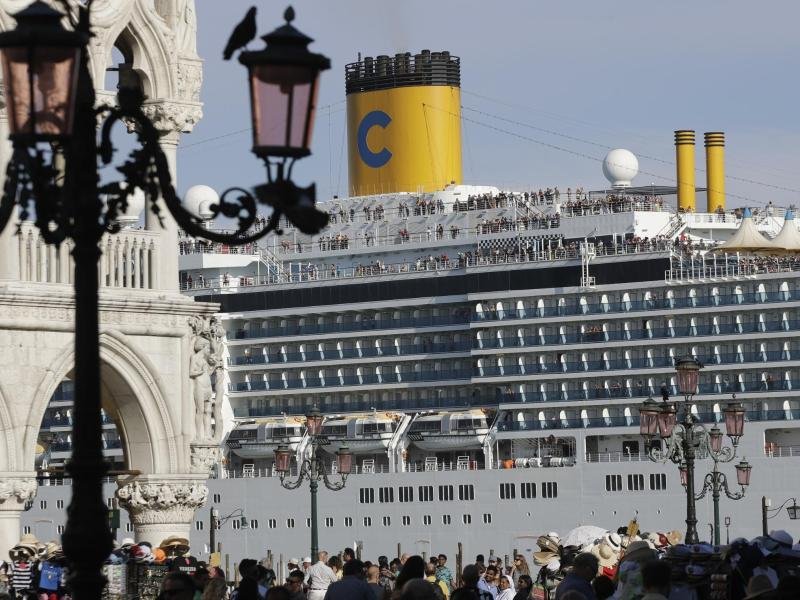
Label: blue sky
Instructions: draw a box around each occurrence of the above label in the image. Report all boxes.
[179,0,800,208]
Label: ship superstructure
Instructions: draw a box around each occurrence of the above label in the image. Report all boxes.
[25,51,800,565]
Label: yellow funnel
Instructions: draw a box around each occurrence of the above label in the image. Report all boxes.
[346,50,462,195]
[704,132,725,213]
[675,130,696,212]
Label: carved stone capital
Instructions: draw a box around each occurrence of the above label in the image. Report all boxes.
[0,473,37,510]
[189,443,221,475]
[116,475,207,525]
[140,100,203,135]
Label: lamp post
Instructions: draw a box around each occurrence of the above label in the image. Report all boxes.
[274,406,353,559]
[761,497,800,535]
[0,4,329,598]
[639,357,751,544]
[210,507,249,556]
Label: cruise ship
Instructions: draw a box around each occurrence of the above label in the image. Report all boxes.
[24,50,800,569]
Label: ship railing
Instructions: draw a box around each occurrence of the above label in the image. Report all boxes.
[273,196,670,253]
[181,242,672,292]
[666,253,800,283]
[764,444,800,458]
[585,452,650,463]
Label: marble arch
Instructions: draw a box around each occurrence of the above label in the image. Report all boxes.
[23,331,181,474]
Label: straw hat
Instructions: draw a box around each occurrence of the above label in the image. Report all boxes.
[590,543,618,569]
[159,536,190,556]
[119,537,135,549]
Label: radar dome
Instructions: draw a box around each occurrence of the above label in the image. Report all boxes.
[113,185,145,228]
[184,185,219,220]
[602,148,639,189]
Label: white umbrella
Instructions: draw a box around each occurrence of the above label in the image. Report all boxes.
[562,525,607,549]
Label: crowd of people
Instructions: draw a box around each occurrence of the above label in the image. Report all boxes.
[3,523,799,600]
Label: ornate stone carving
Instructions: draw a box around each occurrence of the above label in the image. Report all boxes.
[177,58,203,103]
[190,443,221,475]
[188,316,225,442]
[117,479,207,525]
[0,476,36,508]
[140,101,203,135]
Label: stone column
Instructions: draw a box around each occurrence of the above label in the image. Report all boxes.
[140,101,202,293]
[0,91,20,282]
[116,474,207,546]
[0,474,37,559]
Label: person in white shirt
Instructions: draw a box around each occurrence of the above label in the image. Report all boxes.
[307,551,338,600]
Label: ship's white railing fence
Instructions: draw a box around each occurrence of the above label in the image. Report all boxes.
[764,444,800,458]
[180,241,674,292]
[18,221,160,290]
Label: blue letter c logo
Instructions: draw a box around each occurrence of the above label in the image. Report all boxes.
[357,110,392,168]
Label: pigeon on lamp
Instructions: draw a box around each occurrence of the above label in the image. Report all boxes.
[223,6,257,60]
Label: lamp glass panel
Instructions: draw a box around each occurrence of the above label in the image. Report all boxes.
[639,407,658,436]
[676,366,699,396]
[787,504,800,520]
[274,448,291,472]
[337,449,353,474]
[679,467,687,487]
[1,46,79,137]
[709,428,723,453]
[249,64,318,154]
[657,408,677,438]
[724,404,746,438]
[735,462,751,486]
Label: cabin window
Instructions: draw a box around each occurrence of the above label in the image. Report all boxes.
[286,518,295,528]
[325,518,334,528]
[542,482,558,498]
[359,488,375,503]
[195,521,204,531]
[344,517,352,527]
[399,486,414,502]
[379,487,394,503]
[213,493,221,503]
[649,473,667,491]
[500,483,516,500]
[438,485,454,501]
[462,514,472,524]
[250,520,259,529]
[402,516,411,526]
[627,474,645,491]
[423,515,432,525]
[382,516,391,527]
[458,484,474,501]
[363,517,372,527]
[521,482,537,498]
[605,475,623,492]
[483,513,492,524]
[419,485,434,502]
[269,519,277,529]
[57,525,65,535]
[442,515,452,525]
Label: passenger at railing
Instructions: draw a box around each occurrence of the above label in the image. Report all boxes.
[660,383,669,401]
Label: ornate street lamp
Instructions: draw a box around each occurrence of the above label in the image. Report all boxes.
[761,497,800,535]
[209,507,249,557]
[0,4,329,598]
[277,409,351,558]
[640,359,751,545]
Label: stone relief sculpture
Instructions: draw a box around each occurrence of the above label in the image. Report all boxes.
[175,0,197,55]
[188,315,225,442]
